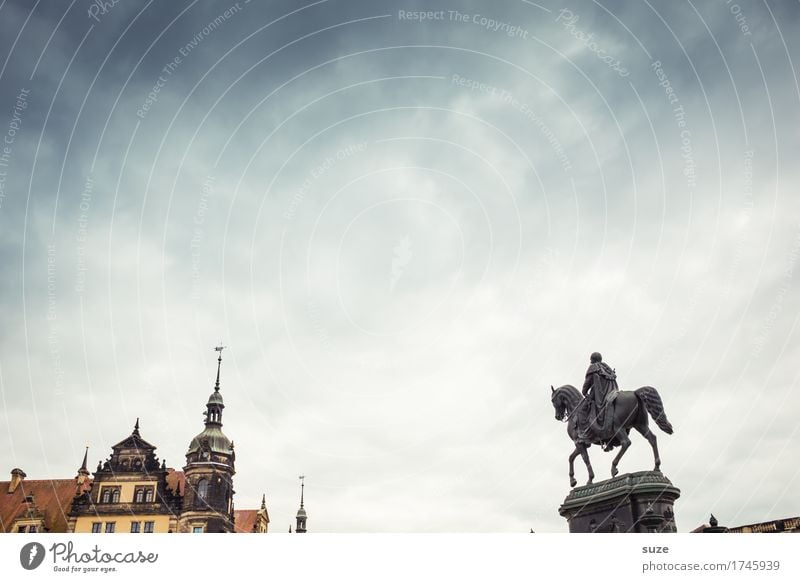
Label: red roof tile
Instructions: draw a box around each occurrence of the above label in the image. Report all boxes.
[233,509,258,533]
[1,477,88,533]
[165,469,185,496]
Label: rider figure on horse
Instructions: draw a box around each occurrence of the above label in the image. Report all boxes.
[577,352,619,449]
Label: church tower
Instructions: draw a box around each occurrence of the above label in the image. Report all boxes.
[178,346,236,533]
[295,476,307,533]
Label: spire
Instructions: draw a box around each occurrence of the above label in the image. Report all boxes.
[214,344,226,392]
[79,446,89,474]
[300,476,305,509]
[202,345,227,427]
[261,493,266,510]
[76,446,90,492]
[295,475,307,533]
[133,418,140,437]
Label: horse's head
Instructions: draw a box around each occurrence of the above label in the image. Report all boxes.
[551,385,566,421]
[550,384,580,421]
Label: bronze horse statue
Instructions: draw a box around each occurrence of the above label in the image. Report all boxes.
[550,384,674,487]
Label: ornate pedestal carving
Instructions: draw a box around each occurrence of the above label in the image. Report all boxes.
[559,471,680,533]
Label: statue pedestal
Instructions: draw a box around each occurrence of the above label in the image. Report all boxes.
[559,471,680,533]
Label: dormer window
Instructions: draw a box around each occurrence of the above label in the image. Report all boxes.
[100,486,121,504]
[134,486,155,503]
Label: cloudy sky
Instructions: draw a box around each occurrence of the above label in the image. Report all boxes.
[0,0,798,533]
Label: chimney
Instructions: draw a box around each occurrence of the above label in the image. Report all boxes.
[8,468,26,494]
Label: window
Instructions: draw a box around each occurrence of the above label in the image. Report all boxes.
[134,486,154,503]
[105,522,116,533]
[17,525,26,533]
[192,526,204,533]
[130,522,141,533]
[91,522,101,533]
[101,487,120,504]
[143,521,154,533]
[196,479,209,505]
[28,525,38,533]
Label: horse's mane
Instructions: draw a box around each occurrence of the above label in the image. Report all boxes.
[554,384,582,409]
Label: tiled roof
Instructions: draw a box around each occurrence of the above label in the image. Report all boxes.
[165,469,185,496]
[234,509,258,533]
[0,477,89,533]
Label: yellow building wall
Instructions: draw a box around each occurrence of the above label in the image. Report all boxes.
[73,514,172,533]
[74,479,172,533]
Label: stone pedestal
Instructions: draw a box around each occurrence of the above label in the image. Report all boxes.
[559,471,680,533]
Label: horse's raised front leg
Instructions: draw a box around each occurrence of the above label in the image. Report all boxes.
[636,425,661,471]
[568,447,580,488]
[578,443,594,484]
[610,433,631,477]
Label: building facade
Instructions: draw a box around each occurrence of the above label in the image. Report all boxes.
[692,514,800,533]
[2,349,275,534]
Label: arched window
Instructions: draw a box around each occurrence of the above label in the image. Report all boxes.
[145,488,153,502]
[111,489,120,503]
[196,479,209,505]
[221,483,230,513]
[101,489,111,503]
[135,489,144,503]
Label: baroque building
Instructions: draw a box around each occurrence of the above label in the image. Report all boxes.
[68,421,182,533]
[1,348,279,534]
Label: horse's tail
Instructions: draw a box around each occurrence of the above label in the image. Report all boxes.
[635,386,674,434]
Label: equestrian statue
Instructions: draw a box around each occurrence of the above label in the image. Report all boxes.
[550,352,674,488]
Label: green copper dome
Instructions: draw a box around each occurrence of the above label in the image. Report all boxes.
[187,425,232,456]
